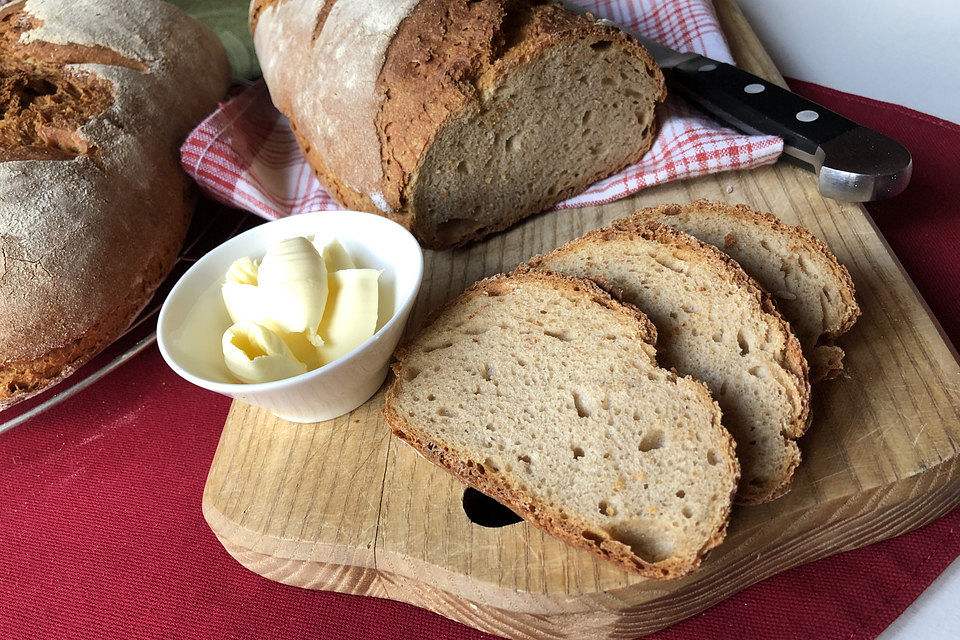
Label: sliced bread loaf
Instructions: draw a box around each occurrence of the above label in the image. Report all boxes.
[383,271,739,578]
[253,0,665,249]
[637,200,860,382]
[528,220,810,504]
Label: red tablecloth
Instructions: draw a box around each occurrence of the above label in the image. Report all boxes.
[2,82,959,640]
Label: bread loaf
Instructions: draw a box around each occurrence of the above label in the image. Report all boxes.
[251,0,665,249]
[638,200,860,382]
[0,0,231,407]
[529,219,811,504]
[384,270,739,578]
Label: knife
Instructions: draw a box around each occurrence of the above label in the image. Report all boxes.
[564,6,912,202]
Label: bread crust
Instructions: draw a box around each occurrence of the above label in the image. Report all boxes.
[637,199,861,382]
[527,218,811,504]
[249,0,285,32]
[290,120,416,231]
[384,270,738,578]
[0,0,230,405]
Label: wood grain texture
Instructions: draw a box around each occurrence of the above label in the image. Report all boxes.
[201,1,960,637]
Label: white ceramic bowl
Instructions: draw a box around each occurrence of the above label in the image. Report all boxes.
[157,211,423,423]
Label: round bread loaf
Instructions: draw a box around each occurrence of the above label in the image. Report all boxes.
[0,0,231,408]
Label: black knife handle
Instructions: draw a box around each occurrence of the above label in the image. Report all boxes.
[665,55,912,201]
[668,56,853,155]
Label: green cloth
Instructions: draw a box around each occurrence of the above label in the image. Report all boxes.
[169,0,260,83]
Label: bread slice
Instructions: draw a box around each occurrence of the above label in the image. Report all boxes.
[637,200,860,382]
[528,220,810,504]
[383,271,738,578]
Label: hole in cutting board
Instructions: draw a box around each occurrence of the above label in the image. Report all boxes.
[462,488,523,528]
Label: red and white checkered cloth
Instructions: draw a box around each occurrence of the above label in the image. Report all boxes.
[181,0,783,220]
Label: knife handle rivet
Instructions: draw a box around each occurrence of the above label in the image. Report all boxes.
[796,109,820,122]
[744,83,765,94]
[697,63,717,72]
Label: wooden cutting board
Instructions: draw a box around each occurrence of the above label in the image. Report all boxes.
[201,1,960,637]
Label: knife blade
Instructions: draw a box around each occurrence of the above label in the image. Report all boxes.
[563,5,912,202]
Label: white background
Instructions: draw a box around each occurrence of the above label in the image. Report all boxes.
[735,1,960,637]
[738,0,959,123]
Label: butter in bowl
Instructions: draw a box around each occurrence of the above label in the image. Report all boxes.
[220,236,380,383]
[157,211,423,423]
